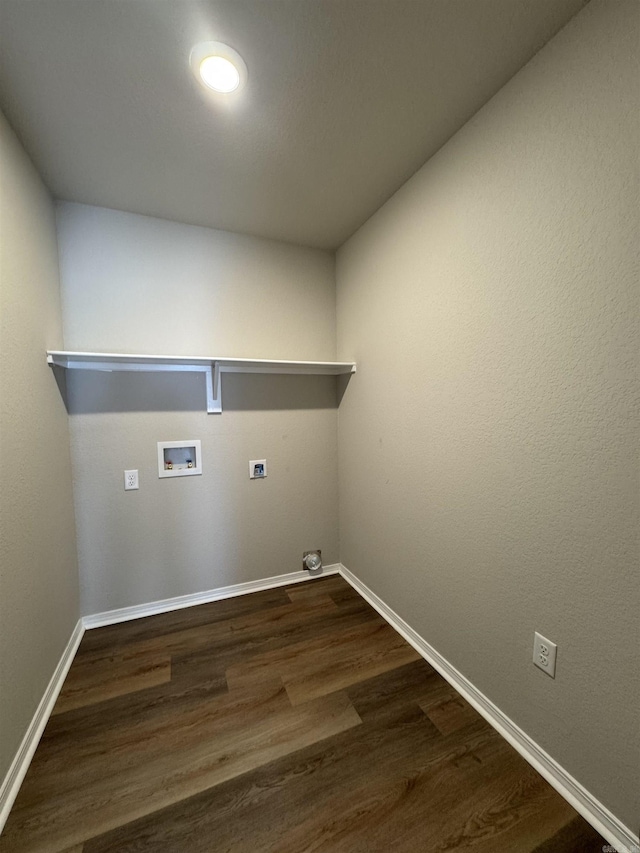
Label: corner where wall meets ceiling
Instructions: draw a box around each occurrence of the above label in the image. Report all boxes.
[0,0,589,249]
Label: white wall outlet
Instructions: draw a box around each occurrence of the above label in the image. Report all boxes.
[249,459,267,479]
[533,632,557,678]
[124,469,139,490]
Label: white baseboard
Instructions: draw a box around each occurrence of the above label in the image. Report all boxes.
[82,564,340,630]
[0,565,340,834]
[7,564,632,850]
[338,563,638,853]
[0,618,85,834]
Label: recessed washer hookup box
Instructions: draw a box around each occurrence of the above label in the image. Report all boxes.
[158,440,202,478]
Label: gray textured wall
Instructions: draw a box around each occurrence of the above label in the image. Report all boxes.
[0,112,79,782]
[56,204,340,615]
[337,0,639,831]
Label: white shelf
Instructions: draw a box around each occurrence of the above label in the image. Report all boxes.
[47,351,356,414]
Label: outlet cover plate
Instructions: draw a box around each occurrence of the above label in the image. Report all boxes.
[533,631,557,678]
[124,469,139,490]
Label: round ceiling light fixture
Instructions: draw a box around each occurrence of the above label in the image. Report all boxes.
[190,41,247,94]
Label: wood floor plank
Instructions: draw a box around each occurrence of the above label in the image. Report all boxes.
[241,726,576,853]
[78,594,339,668]
[345,658,440,720]
[421,693,479,736]
[83,703,443,852]
[0,690,361,853]
[170,595,384,690]
[1,574,607,853]
[284,631,421,705]
[530,816,610,852]
[77,586,291,656]
[41,670,229,745]
[82,703,578,853]
[285,574,357,601]
[287,576,372,616]
[226,618,419,701]
[15,680,292,802]
[52,653,171,714]
[43,590,376,743]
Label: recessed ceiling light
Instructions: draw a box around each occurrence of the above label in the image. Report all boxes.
[199,56,239,93]
[190,41,247,95]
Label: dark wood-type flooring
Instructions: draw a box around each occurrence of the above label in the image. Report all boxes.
[1,574,607,852]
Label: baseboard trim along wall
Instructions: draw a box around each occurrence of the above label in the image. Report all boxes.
[338,563,638,853]
[82,564,341,630]
[0,618,85,834]
[0,565,340,835]
[2,562,636,852]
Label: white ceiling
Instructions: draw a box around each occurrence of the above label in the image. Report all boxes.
[0,0,588,249]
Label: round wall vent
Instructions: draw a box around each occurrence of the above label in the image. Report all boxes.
[303,550,322,575]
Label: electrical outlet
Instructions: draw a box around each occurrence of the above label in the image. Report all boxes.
[124,469,139,490]
[249,459,267,479]
[533,632,557,678]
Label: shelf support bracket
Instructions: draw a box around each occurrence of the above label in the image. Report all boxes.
[47,355,223,414]
[207,362,222,414]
